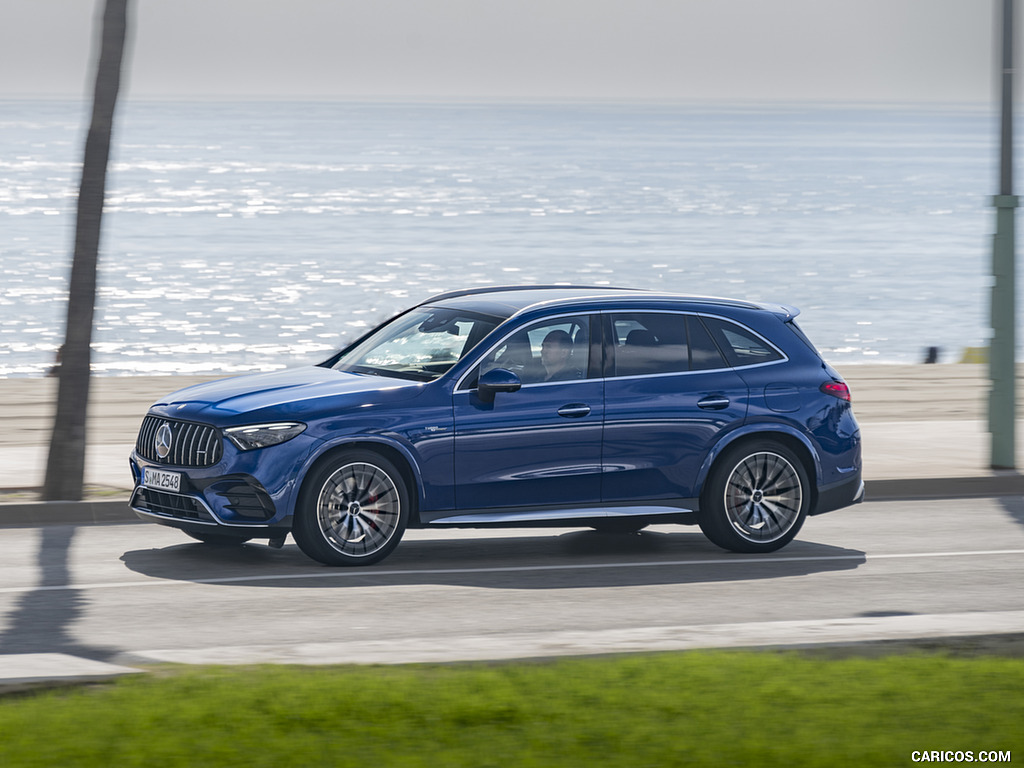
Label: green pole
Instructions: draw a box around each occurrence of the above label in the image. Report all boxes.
[991,0,1018,469]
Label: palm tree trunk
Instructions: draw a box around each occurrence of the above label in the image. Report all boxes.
[42,0,129,501]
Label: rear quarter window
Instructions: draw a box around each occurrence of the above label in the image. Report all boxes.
[701,316,784,368]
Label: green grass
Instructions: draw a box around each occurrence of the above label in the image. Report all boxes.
[0,650,1021,767]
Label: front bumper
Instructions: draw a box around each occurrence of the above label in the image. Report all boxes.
[129,476,274,523]
[128,431,317,532]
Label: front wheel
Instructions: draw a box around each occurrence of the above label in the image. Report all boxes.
[698,440,810,553]
[293,450,410,566]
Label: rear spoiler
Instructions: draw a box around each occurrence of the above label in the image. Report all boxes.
[759,303,801,322]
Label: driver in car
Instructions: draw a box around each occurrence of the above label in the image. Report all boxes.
[540,330,582,381]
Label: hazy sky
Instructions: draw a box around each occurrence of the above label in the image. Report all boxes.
[0,0,1006,102]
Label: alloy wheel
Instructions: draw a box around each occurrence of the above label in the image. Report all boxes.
[723,451,803,543]
[316,461,403,558]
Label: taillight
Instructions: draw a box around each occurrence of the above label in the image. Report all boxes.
[820,381,851,401]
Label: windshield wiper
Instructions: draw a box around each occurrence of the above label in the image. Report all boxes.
[345,365,434,382]
[345,366,384,377]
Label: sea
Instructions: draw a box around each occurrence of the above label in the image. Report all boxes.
[0,99,1003,377]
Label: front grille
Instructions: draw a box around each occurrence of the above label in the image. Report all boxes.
[136,415,222,467]
[132,487,216,523]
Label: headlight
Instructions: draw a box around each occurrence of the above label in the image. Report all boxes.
[224,422,306,451]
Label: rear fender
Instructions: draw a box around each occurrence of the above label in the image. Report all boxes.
[694,424,822,494]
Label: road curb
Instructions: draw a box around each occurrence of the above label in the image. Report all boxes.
[865,475,1024,501]
[0,499,135,526]
[1,475,1023,527]
[0,654,143,694]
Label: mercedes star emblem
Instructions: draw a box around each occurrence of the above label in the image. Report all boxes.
[154,422,173,460]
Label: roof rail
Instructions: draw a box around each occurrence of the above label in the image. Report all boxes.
[417,284,638,306]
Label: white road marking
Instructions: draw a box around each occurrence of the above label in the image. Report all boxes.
[1,548,1023,595]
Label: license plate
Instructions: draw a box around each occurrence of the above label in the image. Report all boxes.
[143,467,181,492]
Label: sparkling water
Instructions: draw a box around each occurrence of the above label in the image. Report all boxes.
[0,99,998,376]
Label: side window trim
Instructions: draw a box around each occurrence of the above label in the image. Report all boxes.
[456,309,789,388]
[598,309,787,379]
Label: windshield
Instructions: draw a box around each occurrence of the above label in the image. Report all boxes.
[331,307,501,381]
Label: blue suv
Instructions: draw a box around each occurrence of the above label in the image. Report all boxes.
[130,286,863,566]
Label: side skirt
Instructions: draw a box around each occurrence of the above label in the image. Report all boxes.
[424,501,698,529]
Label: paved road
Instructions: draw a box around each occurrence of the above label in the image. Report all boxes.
[2,497,1023,666]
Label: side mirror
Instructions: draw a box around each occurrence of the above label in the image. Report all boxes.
[477,368,522,403]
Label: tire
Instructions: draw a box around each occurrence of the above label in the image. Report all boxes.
[293,450,410,566]
[698,440,810,553]
[185,531,252,546]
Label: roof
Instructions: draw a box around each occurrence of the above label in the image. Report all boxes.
[418,285,788,320]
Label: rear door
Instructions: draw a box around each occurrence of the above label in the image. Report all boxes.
[601,311,749,502]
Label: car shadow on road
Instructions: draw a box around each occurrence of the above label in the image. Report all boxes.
[119,527,866,590]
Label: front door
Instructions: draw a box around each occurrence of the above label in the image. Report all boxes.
[452,314,603,510]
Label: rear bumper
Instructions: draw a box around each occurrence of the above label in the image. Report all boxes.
[811,469,864,516]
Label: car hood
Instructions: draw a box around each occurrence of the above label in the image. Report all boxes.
[150,366,426,422]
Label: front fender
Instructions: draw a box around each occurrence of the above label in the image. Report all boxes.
[285,433,432,520]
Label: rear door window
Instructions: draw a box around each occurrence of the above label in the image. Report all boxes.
[609,313,689,376]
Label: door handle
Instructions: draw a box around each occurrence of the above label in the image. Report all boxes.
[557,403,591,418]
[697,396,730,410]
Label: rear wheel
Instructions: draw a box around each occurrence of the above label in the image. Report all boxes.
[293,450,409,566]
[698,440,809,553]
